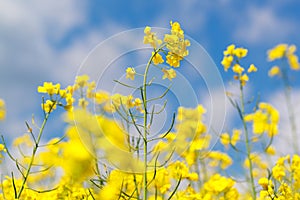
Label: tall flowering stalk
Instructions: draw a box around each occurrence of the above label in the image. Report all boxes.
[221,44,258,199]
[267,44,300,153]
[123,21,190,200]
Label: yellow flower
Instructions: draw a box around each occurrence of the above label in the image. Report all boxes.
[247,64,257,73]
[220,133,230,148]
[265,146,276,155]
[162,68,176,80]
[41,100,57,113]
[0,99,5,120]
[0,144,6,163]
[231,129,241,146]
[143,26,162,49]
[125,67,136,80]
[152,52,164,65]
[232,64,244,74]
[166,52,182,67]
[240,74,249,86]
[74,74,89,88]
[267,44,287,61]
[287,54,300,70]
[268,66,281,77]
[258,177,270,190]
[94,90,110,104]
[221,55,234,71]
[223,44,235,55]
[37,82,60,95]
[233,47,248,58]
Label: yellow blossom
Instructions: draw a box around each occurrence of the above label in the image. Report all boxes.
[248,64,257,73]
[143,26,162,49]
[240,74,249,86]
[268,66,281,77]
[220,133,230,148]
[74,74,89,88]
[265,146,276,155]
[125,67,136,80]
[267,44,287,61]
[221,55,234,71]
[41,99,57,113]
[0,99,5,120]
[37,82,60,95]
[152,52,164,65]
[166,52,182,67]
[162,68,177,80]
[232,64,244,74]
[223,44,235,55]
[233,47,248,58]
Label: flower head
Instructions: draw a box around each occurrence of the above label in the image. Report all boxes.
[162,68,176,81]
[125,67,136,80]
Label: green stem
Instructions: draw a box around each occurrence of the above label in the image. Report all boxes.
[281,66,298,153]
[239,80,256,199]
[142,46,165,200]
[16,111,51,198]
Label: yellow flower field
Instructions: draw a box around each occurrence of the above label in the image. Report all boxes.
[0,21,300,200]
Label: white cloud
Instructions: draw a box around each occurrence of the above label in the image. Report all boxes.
[234,6,296,44]
[0,0,89,139]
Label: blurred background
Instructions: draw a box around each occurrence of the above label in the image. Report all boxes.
[0,0,300,156]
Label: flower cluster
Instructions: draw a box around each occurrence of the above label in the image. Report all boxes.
[221,44,257,86]
[2,21,300,200]
[245,102,280,137]
[258,155,300,199]
[267,44,300,76]
[127,21,190,82]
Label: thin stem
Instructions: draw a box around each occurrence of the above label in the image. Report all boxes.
[239,79,256,199]
[16,109,52,198]
[141,46,164,200]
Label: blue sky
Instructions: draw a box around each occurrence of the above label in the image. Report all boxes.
[0,0,300,158]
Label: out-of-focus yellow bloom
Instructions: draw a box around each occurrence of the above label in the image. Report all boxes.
[37,82,60,95]
[220,133,230,148]
[74,74,89,89]
[152,52,164,65]
[268,66,281,77]
[0,144,5,163]
[265,145,276,155]
[13,134,33,147]
[0,99,5,120]
[240,74,249,86]
[288,53,300,70]
[267,44,287,61]
[268,44,300,70]
[143,26,162,49]
[245,102,279,137]
[125,67,136,80]
[202,174,238,198]
[231,129,241,146]
[41,99,57,113]
[207,151,232,169]
[78,98,89,109]
[94,90,110,104]
[247,64,257,73]
[162,68,176,80]
[221,55,234,71]
[258,177,272,190]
